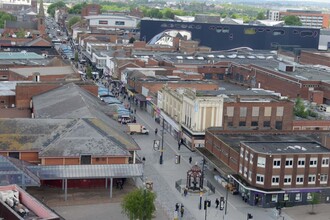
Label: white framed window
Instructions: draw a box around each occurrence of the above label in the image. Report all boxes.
[245,150,249,161]
[295,193,301,201]
[273,159,281,168]
[285,158,293,168]
[256,174,264,185]
[240,147,244,157]
[248,171,252,181]
[297,158,305,168]
[271,194,278,202]
[320,174,328,184]
[272,176,280,185]
[308,175,316,184]
[309,158,318,167]
[284,175,292,185]
[283,193,289,201]
[250,153,254,164]
[296,175,304,185]
[239,163,243,174]
[322,158,329,167]
[244,166,247,177]
[257,156,266,168]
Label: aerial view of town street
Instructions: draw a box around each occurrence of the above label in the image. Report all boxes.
[2,0,330,219]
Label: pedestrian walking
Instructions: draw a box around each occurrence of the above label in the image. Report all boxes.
[155,128,158,135]
[178,142,181,150]
[183,188,188,197]
[175,203,180,212]
[134,108,136,114]
[180,205,184,217]
[189,156,192,164]
[215,198,220,208]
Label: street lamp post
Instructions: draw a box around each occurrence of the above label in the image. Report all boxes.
[159,118,165,164]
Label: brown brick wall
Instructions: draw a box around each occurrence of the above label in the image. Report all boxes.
[300,51,330,67]
[0,95,15,108]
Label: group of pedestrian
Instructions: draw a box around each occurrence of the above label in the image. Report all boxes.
[175,203,185,217]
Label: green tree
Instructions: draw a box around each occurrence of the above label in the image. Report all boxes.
[121,188,156,220]
[294,98,308,118]
[309,192,320,214]
[68,16,81,30]
[283,15,302,26]
[68,2,87,14]
[47,1,67,17]
[86,65,92,79]
[16,28,25,38]
[256,12,266,20]
[0,12,16,28]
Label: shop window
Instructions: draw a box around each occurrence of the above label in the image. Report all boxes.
[295,193,301,201]
[271,194,278,202]
[284,194,289,201]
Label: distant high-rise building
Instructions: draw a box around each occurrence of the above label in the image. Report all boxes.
[278,10,330,28]
[267,10,280,21]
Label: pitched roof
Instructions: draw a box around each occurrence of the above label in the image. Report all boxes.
[32,83,140,151]
[9,66,75,77]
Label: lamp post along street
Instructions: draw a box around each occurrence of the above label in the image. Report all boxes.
[159,118,165,164]
[225,186,228,215]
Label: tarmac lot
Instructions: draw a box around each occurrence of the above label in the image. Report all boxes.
[26,179,168,220]
[284,203,330,220]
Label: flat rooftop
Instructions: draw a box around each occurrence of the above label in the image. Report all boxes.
[244,141,330,154]
[211,132,327,153]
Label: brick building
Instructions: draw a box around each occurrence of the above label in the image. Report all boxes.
[202,129,330,208]
[81,4,101,17]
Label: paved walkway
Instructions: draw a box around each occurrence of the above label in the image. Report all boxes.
[133,105,295,220]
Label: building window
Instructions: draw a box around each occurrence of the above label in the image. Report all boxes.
[248,171,252,181]
[308,175,316,184]
[297,158,305,168]
[227,122,233,127]
[251,121,258,127]
[284,193,289,201]
[256,174,264,184]
[239,163,243,174]
[244,28,256,35]
[257,156,266,168]
[310,158,317,167]
[252,107,259,117]
[245,150,249,161]
[273,159,281,168]
[322,158,329,167]
[276,106,284,116]
[263,121,270,127]
[296,175,304,185]
[227,107,234,117]
[285,158,293,168]
[284,175,292,185]
[8,152,19,159]
[240,107,247,117]
[295,193,302,201]
[250,153,254,164]
[240,147,244,157]
[239,121,246,127]
[99,20,108,25]
[272,176,280,185]
[244,167,247,177]
[275,121,283,130]
[271,194,278,202]
[264,107,272,116]
[115,21,125,25]
[320,174,328,184]
[81,155,92,164]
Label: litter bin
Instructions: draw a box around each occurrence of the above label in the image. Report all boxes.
[175,154,181,164]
